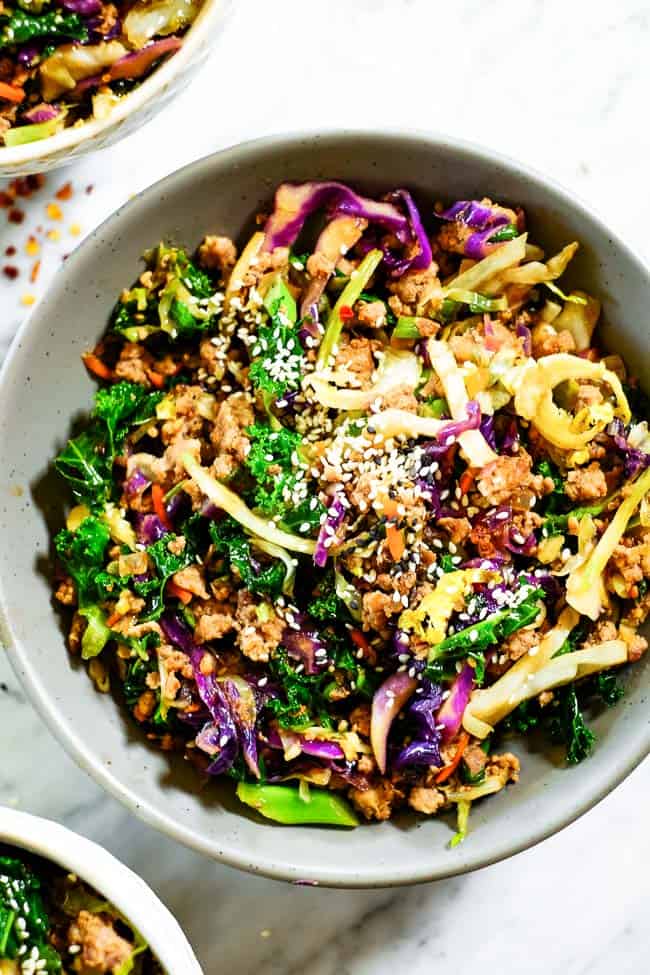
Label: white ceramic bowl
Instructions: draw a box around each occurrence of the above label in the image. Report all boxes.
[0,806,202,973]
[0,0,231,178]
[0,130,648,887]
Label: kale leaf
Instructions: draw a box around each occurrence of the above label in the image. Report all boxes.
[549,686,596,764]
[140,533,196,619]
[427,581,545,663]
[54,428,112,508]
[307,571,342,622]
[0,853,60,969]
[245,423,301,515]
[249,277,303,400]
[55,383,162,508]
[266,649,320,728]
[209,518,285,597]
[93,381,162,457]
[1,8,87,47]
[54,516,110,606]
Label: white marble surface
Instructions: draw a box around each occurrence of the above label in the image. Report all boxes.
[1,0,649,971]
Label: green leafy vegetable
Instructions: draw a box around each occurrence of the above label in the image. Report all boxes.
[209,518,285,597]
[245,423,301,515]
[54,516,110,606]
[54,428,111,508]
[55,383,162,508]
[426,581,545,664]
[489,224,519,243]
[0,853,62,972]
[549,686,596,764]
[307,571,342,622]
[542,498,610,538]
[141,533,195,619]
[93,381,162,458]
[249,277,303,400]
[593,671,625,706]
[0,8,87,47]
[267,648,320,728]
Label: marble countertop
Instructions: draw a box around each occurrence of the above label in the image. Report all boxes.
[1,0,649,971]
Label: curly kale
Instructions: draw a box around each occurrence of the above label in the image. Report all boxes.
[266,649,320,728]
[307,572,342,622]
[54,382,162,508]
[0,8,87,47]
[209,518,285,597]
[245,423,301,514]
[54,516,110,606]
[549,686,596,764]
[249,277,303,400]
[54,429,112,508]
[244,423,324,532]
[140,532,196,619]
[93,381,163,457]
[0,853,62,972]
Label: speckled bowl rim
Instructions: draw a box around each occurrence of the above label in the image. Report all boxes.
[1,128,649,888]
[0,0,228,168]
[0,806,202,972]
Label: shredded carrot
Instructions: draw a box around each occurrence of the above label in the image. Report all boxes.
[0,82,25,104]
[380,496,398,518]
[435,731,470,784]
[82,353,113,381]
[151,483,173,531]
[350,629,372,655]
[166,579,193,605]
[459,469,476,496]
[30,259,40,283]
[146,368,165,389]
[106,610,122,628]
[386,522,405,561]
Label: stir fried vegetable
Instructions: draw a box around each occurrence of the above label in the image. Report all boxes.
[51,180,650,844]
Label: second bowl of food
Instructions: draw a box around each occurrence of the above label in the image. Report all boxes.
[0,0,231,176]
[0,805,202,973]
[1,130,648,887]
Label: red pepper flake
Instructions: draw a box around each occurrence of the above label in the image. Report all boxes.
[5,245,16,256]
[30,260,41,283]
[0,191,12,208]
[2,265,18,280]
[55,181,73,201]
[13,174,44,197]
[85,184,94,194]
[339,305,354,322]
[8,208,24,224]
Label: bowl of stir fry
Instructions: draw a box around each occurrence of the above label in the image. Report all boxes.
[0,0,231,175]
[1,131,648,885]
[0,806,202,973]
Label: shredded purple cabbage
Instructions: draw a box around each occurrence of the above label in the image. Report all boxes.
[394,679,444,769]
[608,419,650,478]
[125,468,150,498]
[60,0,102,14]
[438,400,481,446]
[314,493,346,568]
[135,512,168,546]
[282,619,329,675]
[436,665,474,744]
[438,199,513,259]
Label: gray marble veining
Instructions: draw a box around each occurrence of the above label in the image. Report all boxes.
[1,0,649,970]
